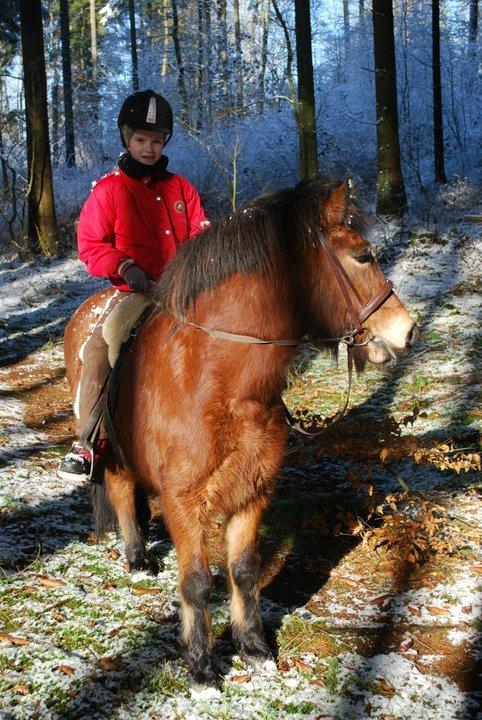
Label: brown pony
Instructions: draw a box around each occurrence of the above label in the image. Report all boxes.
[64,179,417,683]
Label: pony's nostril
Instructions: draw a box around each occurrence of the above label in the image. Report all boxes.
[406,323,420,348]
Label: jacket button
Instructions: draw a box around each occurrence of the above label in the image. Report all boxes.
[156,196,161,201]
[165,229,171,235]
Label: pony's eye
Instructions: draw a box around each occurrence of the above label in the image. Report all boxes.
[354,252,373,264]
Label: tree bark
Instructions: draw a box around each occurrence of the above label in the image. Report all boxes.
[20,0,58,256]
[196,0,204,128]
[171,0,189,123]
[129,0,139,91]
[233,0,244,109]
[59,0,75,166]
[294,0,318,180]
[372,0,407,215]
[216,0,229,103]
[469,0,478,43]
[258,0,270,112]
[343,0,350,47]
[432,0,447,183]
[89,0,97,82]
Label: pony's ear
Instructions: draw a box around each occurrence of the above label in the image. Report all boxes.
[324,180,352,226]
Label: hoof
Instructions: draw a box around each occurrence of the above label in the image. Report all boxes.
[236,635,273,665]
[189,667,217,686]
[127,550,157,574]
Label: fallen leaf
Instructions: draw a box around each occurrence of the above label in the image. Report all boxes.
[375,676,395,696]
[38,577,65,589]
[107,627,121,638]
[293,658,312,672]
[0,633,29,646]
[58,665,75,676]
[230,673,251,683]
[277,657,290,672]
[12,684,29,695]
[369,593,392,607]
[407,606,421,617]
[461,605,473,614]
[22,585,38,594]
[399,636,414,652]
[52,612,67,622]
[85,620,95,628]
[472,565,482,575]
[99,656,123,671]
[426,605,449,616]
[108,549,120,560]
[310,678,326,687]
[337,576,360,588]
[130,586,162,596]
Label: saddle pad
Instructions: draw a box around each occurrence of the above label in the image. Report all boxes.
[102,293,150,368]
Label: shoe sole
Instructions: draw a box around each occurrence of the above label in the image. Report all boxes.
[57,468,89,482]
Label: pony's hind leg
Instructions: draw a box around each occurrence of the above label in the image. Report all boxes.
[105,469,152,572]
[163,493,215,684]
[226,501,272,663]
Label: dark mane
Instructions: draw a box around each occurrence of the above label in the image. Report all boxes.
[152,177,366,315]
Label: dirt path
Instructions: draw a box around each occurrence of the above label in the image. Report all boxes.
[0,207,480,719]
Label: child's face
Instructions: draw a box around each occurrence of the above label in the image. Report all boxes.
[128,130,165,165]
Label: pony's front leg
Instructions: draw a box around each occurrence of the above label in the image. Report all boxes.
[163,495,215,684]
[104,469,152,572]
[226,501,272,663]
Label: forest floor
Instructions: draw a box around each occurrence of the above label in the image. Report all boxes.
[0,185,481,719]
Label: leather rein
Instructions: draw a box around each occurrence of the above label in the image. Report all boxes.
[178,235,394,435]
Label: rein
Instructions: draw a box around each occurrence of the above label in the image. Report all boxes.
[176,236,395,436]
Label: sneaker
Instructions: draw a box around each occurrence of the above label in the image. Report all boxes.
[58,444,91,481]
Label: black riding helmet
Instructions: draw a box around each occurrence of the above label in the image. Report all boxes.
[117,89,173,148]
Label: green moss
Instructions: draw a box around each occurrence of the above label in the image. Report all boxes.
[324,657,341,693]
[148,663,189,696]
[53,625,105,654]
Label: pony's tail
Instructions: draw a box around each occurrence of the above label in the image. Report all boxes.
[91,483,117,536]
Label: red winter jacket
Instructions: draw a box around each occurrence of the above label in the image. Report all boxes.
[77,169,210,292]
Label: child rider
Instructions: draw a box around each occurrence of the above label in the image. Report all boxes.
[58,89,210,480]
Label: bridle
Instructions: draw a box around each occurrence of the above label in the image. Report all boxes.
[318,235,394,346]
[179,235,394,350]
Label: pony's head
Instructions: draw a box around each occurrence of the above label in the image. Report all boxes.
[296,179,418,369]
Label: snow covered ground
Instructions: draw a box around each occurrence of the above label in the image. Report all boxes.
[0,185,480,719]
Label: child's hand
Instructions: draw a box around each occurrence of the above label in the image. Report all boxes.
[121,264,150,293]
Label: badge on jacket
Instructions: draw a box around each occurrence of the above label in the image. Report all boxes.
[174,200,185,214]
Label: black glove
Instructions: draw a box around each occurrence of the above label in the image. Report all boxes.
[121,264,150,294]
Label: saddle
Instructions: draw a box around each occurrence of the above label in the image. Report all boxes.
[79,294,154,483]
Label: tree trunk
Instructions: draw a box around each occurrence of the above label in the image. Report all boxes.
[469,0,478,43]
[205,0,213,124]
[20,0,58,256]
[51,76,60,167]
[359,0,365,18]
[129,0,139,91]
[432,0,447,183]
[59,0,75,167]
[372,0,407,215]
[216,0,229,103]
[258,0,270,112]
[343,0,350,48]
[171,0,189,124]
[89,0,97,82]
[196,0,204,129]
[161,0,169,77]
[294,0,318,180]
[233,0,244,109]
